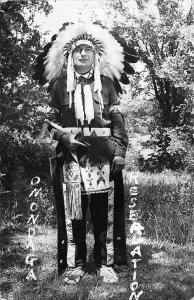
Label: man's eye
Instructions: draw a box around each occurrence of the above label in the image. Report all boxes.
[74,46,93,53]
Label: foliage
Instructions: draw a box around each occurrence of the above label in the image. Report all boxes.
[0,0,53,185]
[0,0,52,89]
[0,173,55,227]
[33,181,56,226]
[107,0,194,170]
[136,125,193,171]
[0,0,52,124]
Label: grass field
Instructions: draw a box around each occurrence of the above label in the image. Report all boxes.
[0,170,194,299]
[1,226,194,300]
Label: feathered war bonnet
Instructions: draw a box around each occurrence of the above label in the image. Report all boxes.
[44,23,138,125]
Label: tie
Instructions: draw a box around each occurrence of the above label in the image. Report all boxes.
[74,75,95,125]
[77,77,86,120]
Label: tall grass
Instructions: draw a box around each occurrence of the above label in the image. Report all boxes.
[1,171,194,299]
[1,169,193,246]
[124,170,194,245]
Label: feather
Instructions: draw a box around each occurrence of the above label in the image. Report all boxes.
[32,37,57,85]
[124,62,135,75]
[124,52,139,64]
[120,73,129,84]
[84,85,94,124]
[32,23,72,85]
[113,77,123,95]
[74,84,84,125]
[119,44,139,61]
[33,23,139,97]
[44,24,125,82]
[110,30,139,63]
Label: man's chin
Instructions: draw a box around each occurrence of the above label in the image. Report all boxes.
[78,62,88,66]
[75,66,92,74]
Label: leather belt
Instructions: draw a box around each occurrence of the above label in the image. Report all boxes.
[45,119,111,137]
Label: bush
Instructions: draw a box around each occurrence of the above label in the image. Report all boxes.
[0,127,56,227]
[0,174,56,228]
[0,126,54,185]
[127,126,194,172]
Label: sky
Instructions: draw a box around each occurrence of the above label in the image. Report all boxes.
[34,0,193,75]
[34,0,115,41]
[35,0,193,42]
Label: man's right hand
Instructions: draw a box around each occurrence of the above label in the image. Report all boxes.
[61,133,88,150]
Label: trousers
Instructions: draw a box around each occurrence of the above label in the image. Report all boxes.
[70,192,110,268]
[50,157,127,275]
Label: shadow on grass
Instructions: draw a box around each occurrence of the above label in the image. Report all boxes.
[0,228,27,270]
[1,226,194,300]
[0,227,29,299]
[126,242,194,300]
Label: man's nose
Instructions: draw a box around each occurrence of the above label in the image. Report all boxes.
[80,49,86,55]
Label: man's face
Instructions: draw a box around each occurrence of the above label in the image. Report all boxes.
[72,44,95,74]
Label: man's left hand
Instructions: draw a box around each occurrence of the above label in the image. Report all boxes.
[111,156,125,174]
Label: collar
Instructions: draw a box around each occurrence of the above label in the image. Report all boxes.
[75,69,93,79]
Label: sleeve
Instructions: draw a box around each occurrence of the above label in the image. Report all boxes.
[108,79,128,158]
[48,81,60,110]
[46,83,65,142]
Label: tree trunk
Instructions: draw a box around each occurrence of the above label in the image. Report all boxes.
[187,173,194,244]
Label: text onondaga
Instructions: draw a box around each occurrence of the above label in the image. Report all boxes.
[25,176,41,281]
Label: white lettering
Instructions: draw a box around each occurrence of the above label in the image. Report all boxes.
[29,188,41,198]
[128,172,144,299]
[129,202,136,209]
[130,222,144,236]
[130,281,138,291]
[26,177,41,282]
[25,254,38,267]
[133,271,137,281]
[129,173,138,185]
[27,214,39,225]
[30,202,38,212]
[129,210,139,221]
[130,246,142,257]
[28,227,36,237]
[30,176,40,186]
[131,259,142,269]
[26,268,37,280]
[130,186,138,195]
[26,239,35,252]
[129,198,137,208]
[129,290,143,300]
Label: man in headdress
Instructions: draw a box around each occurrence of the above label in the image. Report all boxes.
[34,22,138,284]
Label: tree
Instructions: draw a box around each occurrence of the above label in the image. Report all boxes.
[0,0,52,89]
[107,0,194,170]
[0,0,53,179]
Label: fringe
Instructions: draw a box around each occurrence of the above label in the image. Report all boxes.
[67,52,75,108]
[94,53,102,93]
[94,53,104,117]
[83,85,94,124]
[74,83,84,125]
[66,183,82,220]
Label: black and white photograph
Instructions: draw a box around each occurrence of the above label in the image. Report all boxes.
[0,0,194,299]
